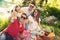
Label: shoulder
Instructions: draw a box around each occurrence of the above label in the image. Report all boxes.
[20,8,25,13]
[28,15,33,19]
[28,15,34,22]
[22,7,28,10]
[22,7,28,8]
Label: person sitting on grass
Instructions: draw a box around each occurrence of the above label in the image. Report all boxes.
[0,13,28,40]
[28,9,42,40]
[14,5,25,18]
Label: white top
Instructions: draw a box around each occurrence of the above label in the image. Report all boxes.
[22,7,33,16]
[28,15,41,34]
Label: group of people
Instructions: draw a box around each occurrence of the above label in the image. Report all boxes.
[0,2,55,40]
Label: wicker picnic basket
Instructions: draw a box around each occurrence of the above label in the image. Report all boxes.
[40,32,55,40]
[40,36,55,40]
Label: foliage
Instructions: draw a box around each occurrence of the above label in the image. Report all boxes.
[47,7,60,20]
[0,21,8,31]
[0,17,8,32]
[0,0,60,40]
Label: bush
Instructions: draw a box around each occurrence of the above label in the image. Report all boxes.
[0,21,8,31]
[47,7,60,21]
[0,18,8,32]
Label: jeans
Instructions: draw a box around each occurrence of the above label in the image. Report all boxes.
[25,23,29,29]
[0,32,5,40]
[0,32,14,40]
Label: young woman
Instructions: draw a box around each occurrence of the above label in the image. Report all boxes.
[14,5,25,18]
[31,9,41,25]
[28,9,42,39]
[0,13,28,40]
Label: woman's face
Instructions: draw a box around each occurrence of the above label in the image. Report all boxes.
[34,10,38,17]
[16,6,20,12]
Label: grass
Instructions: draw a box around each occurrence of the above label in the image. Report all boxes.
[0,15,8,31]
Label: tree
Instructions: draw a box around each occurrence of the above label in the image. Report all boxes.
[39,0,48,7]
[23,0,31,6]
[23,0,36,6]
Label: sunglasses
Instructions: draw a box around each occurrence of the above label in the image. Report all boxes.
[21,15,28,19]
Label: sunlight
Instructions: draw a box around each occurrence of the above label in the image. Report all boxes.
[0,7,11,19]
[4,0,23,3]
[4,0,12,2]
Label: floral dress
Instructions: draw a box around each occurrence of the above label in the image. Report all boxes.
[28,15,41,38]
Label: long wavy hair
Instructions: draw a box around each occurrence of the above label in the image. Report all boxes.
[31,9,41,23]
[15,5,20,12]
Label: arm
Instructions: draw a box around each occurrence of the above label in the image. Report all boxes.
[8,10,17,23]
[38,23,43,30]
[38,18,43,30]
[18,32,25,39]
[8,16,14,23]
[0,27,8,33]
[2,27,8,32]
